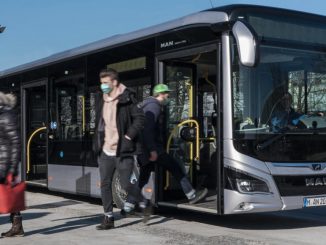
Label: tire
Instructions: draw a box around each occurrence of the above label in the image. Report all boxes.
[112,170,127,209]
[112,162,140,209]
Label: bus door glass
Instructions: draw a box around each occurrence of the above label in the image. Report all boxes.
[164,63,195,198]
[48,73,87,194]
[157,46,220,213]
[22,81,47,186]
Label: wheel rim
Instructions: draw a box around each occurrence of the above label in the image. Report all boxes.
[115,173,128,202]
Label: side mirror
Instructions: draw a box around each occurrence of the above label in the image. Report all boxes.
[232,21,259,67]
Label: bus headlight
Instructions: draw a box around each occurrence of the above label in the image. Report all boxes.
[225,167,271,194]
[236,178,269,193]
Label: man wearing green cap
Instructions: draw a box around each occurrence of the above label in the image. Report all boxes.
[137,83,208,222]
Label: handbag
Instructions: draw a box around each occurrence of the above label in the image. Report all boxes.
[0,174,26,214]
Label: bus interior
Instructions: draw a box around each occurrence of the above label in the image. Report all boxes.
[157,47,219,213]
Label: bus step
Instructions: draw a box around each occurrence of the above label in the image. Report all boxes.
[32,164,47,174]
[26,179,47,187]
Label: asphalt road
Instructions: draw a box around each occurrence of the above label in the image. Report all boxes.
[1,189,326,245]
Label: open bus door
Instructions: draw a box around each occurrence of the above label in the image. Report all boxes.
[155,44,223,214]
[21,80,48,187]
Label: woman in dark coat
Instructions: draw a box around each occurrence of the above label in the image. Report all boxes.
[0,92,24,238]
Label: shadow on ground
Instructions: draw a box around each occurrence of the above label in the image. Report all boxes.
[24,214,101,236]
[26,187,326,231]
[157,206,326,230]
[0,212,51,225]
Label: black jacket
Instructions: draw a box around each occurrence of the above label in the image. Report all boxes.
[0,107,20,183]
[138,97,165,164]
[92,87,145,158]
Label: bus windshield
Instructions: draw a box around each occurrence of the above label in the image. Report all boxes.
[232,42,326,162]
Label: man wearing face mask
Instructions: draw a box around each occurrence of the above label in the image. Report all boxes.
[93,68,144,230]
[137,84,208,222]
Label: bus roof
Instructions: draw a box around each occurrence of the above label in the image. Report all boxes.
[1,4,325,78]
[0,10,228,78]
[211,4,326,20]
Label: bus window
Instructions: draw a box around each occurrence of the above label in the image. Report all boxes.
[165,65,193,181]
[198,74,218,190]
[49,74,85,165]
[55,82,84,140]
[130,83,151,101]
[23,85,47,183]
[87,89,98,136]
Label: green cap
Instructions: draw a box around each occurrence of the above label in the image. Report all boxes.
[153,84,172,95]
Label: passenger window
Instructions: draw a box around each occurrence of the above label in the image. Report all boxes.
[53,76,85,141]
[85,83,151,138]
[85,86,99,136]
[202,91,217,137]
[130,84,151,101]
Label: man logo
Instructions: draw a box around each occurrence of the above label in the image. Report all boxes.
[305,177,326,186]
[160,41,174,48]
[312,164,323,171]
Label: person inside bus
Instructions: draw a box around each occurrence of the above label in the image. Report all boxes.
[93,68,145,230]
[0,93,24,238]
[270,92,303,132]
[137,84,208,222]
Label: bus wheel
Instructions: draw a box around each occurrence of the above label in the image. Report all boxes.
[112,170,127,209]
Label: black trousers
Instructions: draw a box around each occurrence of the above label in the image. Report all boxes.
[98,152,138,213]
[138,152,193,197]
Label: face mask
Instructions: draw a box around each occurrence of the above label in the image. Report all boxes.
[162,98,170,106]
[101,84,112,94]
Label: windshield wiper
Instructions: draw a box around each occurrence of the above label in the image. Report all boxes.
[256,121,326,151]
[256,129,288,151]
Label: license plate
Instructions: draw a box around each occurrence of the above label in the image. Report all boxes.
[303,196,326,207]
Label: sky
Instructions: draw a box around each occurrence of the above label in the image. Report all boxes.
[0,0,325,71]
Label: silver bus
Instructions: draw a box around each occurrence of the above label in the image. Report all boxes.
[1,4,326,214]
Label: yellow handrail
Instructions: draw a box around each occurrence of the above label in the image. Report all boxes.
[27,127,47,174]
[165,119,200,190]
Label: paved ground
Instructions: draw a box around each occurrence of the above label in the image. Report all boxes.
[1,189,326,244]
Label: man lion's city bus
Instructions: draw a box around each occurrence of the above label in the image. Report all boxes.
[1,5,326,214]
